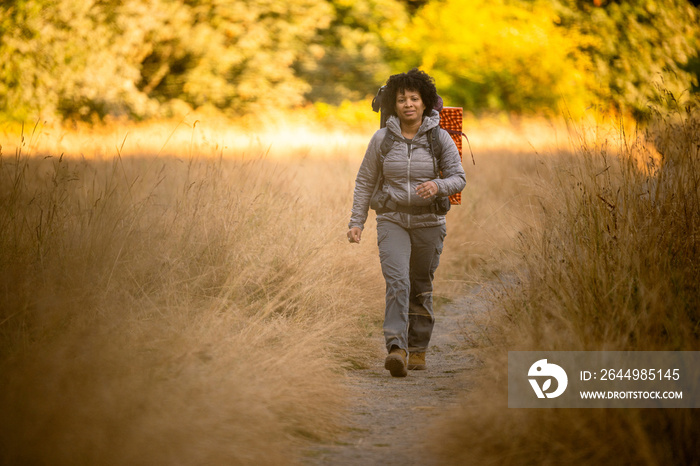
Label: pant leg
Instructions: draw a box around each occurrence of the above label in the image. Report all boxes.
[407,223,446,353]
[377,220,411,353]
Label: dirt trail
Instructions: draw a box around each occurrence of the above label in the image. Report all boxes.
[304,285,492,465]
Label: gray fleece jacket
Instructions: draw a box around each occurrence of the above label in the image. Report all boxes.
[349,110,467,230]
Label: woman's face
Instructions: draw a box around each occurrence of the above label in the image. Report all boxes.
[395,89,425,126]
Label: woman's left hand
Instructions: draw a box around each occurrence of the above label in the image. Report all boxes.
[416,181,438,199]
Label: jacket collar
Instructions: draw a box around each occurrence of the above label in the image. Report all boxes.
[386,109,440,139]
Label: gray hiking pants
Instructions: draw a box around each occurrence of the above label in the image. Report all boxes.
[377,219,446,354]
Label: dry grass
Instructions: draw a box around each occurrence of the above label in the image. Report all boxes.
[431,103,700,465]
[434,146,543,299]
[0,111,632,464]
[0,121,389,465]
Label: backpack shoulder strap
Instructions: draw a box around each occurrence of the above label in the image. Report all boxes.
[373,129,396,188]
[379,130,398,164]
[370,129,394,202]
[428,127,444,178]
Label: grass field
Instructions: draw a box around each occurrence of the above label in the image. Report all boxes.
[432,103,700,465]
[0,119,387,464]
[1,106,696,464]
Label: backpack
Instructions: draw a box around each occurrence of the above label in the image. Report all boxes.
[371,85,473,207]
[371,125,452,215]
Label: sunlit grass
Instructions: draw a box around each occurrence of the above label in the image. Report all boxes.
[0,117,374,162]
[1,108,676,464]
[1,110,607,165]
[0,110,554,463]
[0,122,388,464]
[431,103,700,465]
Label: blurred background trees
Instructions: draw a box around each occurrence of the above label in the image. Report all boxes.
[295,0,409,104]
[393,0,597,115]
[552,0,699,119]
[1,0,698,122]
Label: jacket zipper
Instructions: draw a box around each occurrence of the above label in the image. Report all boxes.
[406,140,412,229]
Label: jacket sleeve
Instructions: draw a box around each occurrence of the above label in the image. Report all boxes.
[348,130,384,230]
[434,129,466,197]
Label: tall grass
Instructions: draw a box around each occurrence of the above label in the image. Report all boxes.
[0,124,386,464]
[434,144,544,299]
[0,113,619,464]
[433,102,700,464]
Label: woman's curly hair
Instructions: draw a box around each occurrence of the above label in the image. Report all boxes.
[381,68,439,119]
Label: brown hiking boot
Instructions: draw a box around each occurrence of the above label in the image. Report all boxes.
[408,352,426,370]
[384,347,408,377]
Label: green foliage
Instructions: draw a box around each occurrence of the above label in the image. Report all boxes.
[0,0,157,120]
[0,0,334,121]
[140,0,333,114]
[390,0,699,116]
[0,0,697,121]
[296,0,409,104]
[551,0,699,118]
[392,0,596,115]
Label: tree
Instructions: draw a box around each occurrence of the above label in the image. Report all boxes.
[0,0,336,121]
[392,0,596,115]
[139,0,334,115]
[546,0,699,117]
[295,0,409,104]
[0,0,158,120]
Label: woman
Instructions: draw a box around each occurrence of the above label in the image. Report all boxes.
[347,69,466,377]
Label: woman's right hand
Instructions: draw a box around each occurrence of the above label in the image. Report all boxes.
[347,227,362,244]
